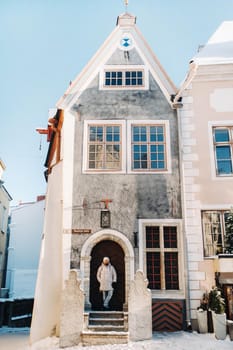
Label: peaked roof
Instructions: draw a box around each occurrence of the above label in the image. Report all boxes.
[173,21,233,104]
[57,13,177,109]
[193,21,233,65]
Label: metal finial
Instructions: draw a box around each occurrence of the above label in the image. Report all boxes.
[124,0,129,12]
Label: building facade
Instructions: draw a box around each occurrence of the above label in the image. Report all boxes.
[175,21,233,326]
[31,13,186,344]
[0,160,12,295]
[31,13,233,345]
[5,196,45,299]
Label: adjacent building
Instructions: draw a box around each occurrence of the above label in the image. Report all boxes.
[5,196,45,299]
[0,159,12,296]
[175,21,233,326]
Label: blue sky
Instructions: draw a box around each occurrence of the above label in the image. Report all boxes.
[0,0,233,205]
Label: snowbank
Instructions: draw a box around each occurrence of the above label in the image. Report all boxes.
[0,329,232,350]
[29,331,232,350]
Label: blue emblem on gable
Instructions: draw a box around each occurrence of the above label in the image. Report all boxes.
[120,37,132,49]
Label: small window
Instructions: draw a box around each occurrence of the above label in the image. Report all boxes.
[145,225,179,290]
[202,210,233,256]
[104,70,144,88]
[132,125,166,171]
[213,127,233,176]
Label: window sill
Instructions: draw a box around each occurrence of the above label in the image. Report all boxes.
[82,169,126,174]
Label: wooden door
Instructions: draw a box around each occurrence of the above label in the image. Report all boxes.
[90,240,125,311]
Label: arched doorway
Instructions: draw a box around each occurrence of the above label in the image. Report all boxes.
[80,229,135,310]
[90,240,125,311]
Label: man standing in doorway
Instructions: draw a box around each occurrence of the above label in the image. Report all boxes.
[97,257,117,310]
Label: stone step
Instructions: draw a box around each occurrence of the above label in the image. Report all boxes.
[89,311,124,319]
[88,325,126,332]
[89,317,124,326]
[81,331,129,346]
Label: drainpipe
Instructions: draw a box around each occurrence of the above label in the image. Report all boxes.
[173,91,194,330]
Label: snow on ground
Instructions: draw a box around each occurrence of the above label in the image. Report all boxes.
[0,328,232,350]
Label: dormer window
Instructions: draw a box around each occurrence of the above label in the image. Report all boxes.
[100,65,148,90]
[104,70,144,87]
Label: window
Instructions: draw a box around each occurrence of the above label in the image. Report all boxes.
[131,125,166,171]
[145,225,179,290]
[104,70,144,87]
[202,210,232,256]
[87,124,121,170]
[213,127,233,176]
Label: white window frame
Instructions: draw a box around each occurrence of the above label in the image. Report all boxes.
[83,120,126,174]
[99,65,149,90]
[138,218,184,299]
[127,120,172,174]
[208,121,233,180]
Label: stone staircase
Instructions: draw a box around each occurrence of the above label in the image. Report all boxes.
[82,311,129,346]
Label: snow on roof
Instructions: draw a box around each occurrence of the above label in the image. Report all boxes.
[193,21,233,65]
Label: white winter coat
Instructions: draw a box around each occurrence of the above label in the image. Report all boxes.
[97,263,117,291]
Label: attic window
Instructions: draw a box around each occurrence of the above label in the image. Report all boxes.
[104,70,144,88]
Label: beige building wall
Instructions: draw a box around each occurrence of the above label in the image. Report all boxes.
[178,60,233,325]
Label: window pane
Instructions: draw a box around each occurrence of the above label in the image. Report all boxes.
[105,71,123,86]
[216,146,232,174]
[150,144,165,169]
[146,226,160,248]
[140,127,147,142]
[150,126,164,142]
[146,252,161,289]
[106,126,113,142]
[202,211,223,256]
[158,161,165,169]
[165,252,179,290]
[113,126,120,141]
[133,127,140,142]
[97,127,103,141]
[164,226,177,248]
[216,146,231,158]
[134,161,140,169]
[89,126,96,141]
[214,128,230,142]
[89,161,95,168]
[217,161,232,174]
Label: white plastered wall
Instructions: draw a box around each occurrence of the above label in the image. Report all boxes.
[30,110,75,343]
[30,164,63,343]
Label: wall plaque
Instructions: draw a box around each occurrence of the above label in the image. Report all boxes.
[72,229,92,234]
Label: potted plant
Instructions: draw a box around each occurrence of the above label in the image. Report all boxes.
[196,292,208,333]
[208,287,226,340]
